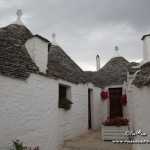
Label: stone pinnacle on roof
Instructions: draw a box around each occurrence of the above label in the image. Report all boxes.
[13,9,24,25]
[51,33,58,46]
[114,46,121,57]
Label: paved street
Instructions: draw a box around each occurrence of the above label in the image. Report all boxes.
[61,129,132,150]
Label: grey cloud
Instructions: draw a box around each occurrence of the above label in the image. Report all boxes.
[0,0,148,70]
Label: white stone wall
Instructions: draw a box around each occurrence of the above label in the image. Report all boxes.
[126,73,134,130]
[101,97,109,123]
[87,83,102,129]
[25,37,48,73]
[131,86,150,150]
[0,74,101,150]
[126,90,133,129]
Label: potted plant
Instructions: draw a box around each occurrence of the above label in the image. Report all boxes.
[10,140,40,150]
[102,117,129,141]
[58,98,73,110]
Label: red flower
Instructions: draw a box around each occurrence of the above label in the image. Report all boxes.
[102,117,129,126]
[120,94,127,105]
[101,91,108,100]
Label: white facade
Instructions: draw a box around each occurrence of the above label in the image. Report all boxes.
[130,86,150,150]
[0,74,101,150]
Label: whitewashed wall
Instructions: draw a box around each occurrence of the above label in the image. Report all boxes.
[126,90,134,130]
[0,74,101,150]
[25,37,48,73]
[131,86,150,150]
[101,97,109,123]
[126,74,134,130]
[87,83,102,129]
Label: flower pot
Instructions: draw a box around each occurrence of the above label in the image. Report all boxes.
[101,125,129,141]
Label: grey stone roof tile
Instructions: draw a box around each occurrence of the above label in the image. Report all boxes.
[84,71,96,83]
[33,34,50,43]
[132,62,150,87]
[127,62,140,75]
[0,23,135,87]
[0,24,39,79]
[92,57,130,88]
[47,45,87,83]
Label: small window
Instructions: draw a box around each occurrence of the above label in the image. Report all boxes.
[59,85,67,100]
[58,84,73,110]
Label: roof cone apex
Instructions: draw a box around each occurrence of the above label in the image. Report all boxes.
[113,46,121,57]
[51,33,58,46]
[13,9,24,25]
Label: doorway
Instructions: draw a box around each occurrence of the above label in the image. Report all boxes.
[88,89,92,129]
[109,88,123,118]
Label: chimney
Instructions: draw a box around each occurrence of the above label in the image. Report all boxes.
[141,34,150,63]
[96,55,100,71]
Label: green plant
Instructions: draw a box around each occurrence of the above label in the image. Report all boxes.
[102,117,129,127]
[10,140,40,150]
[58,98,73,110]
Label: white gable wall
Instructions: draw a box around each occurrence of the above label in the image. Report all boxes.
[0,74,101,150]
[25,37,35,61]
[25,37,48,73]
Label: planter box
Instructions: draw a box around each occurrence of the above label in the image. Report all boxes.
[102,125,129,141]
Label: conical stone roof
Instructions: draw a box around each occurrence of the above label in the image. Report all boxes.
[132,62,150,87]
[0,24,38,79]
[0,24,87,83]
[0,10,87,83]
[47,45,87,83]
[92,56,130,88]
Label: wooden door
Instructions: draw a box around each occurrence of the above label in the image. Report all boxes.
[109,88,123,118]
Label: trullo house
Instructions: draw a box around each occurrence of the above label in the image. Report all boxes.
[1,10,150,150]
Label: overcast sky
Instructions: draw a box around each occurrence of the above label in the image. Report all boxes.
[0,0,150,71]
